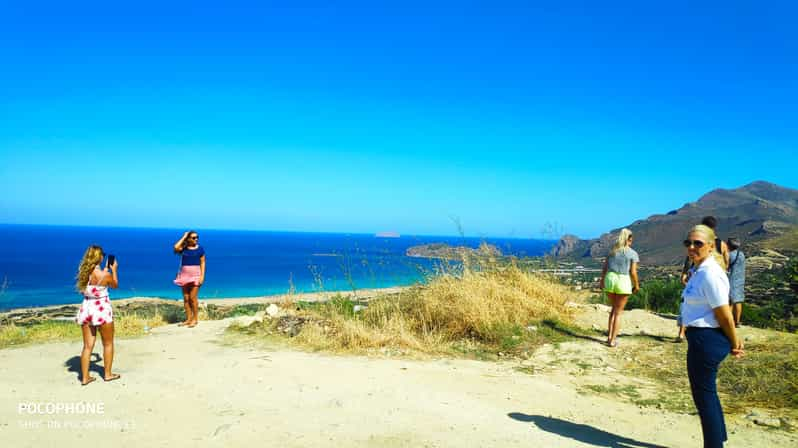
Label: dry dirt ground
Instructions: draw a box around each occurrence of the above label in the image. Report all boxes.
[1,304,795,447]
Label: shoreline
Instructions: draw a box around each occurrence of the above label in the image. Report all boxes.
[0,286,408,321]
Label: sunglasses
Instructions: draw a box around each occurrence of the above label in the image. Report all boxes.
[190,236,199,240]
[683,239,706,248]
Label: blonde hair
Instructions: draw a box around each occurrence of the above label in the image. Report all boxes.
[688,225,725,267]
[610,228,633,256]
[76,245,104,291]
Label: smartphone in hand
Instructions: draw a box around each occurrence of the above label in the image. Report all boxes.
[108,254,116,267]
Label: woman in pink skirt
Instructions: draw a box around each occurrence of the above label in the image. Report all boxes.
[173,230,205,327]
[74,245,120,385]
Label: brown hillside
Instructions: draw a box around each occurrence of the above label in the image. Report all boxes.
[555,181,798,265]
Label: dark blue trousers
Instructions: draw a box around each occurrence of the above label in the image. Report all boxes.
[686,327,731,448]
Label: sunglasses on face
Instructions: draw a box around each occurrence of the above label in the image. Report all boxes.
[683,239,706,248]
[190,236,199,240]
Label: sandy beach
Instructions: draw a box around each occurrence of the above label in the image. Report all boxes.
[1,303,795,447]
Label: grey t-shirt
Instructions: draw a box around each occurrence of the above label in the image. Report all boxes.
[607,247,640,274]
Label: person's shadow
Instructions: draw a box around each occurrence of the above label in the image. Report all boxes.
[508,413,669,448]
[65,354,106,380]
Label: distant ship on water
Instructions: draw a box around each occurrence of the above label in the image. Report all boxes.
[375,231,401,238]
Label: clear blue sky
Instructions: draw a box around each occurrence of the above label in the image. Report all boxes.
[1,1,796,238]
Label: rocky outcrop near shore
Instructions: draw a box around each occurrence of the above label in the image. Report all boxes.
[406,242,502,259]
[549,234,590,257]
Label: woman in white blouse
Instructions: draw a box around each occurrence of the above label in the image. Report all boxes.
[681,224,744,448]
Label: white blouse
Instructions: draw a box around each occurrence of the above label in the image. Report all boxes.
[681,256,729,328]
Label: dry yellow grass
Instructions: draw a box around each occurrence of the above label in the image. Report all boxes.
[254,265,579,355]
[617,332,798,418]
[0,313,169,349]
[113,313,169,337]
[0,321,80,347]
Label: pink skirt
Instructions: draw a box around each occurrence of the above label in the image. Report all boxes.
[174,265,202,287]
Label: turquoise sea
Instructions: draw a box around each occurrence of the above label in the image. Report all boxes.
[0,224,554,310]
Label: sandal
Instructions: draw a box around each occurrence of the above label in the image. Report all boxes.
[103,373,121,382]
[81,376,97,386]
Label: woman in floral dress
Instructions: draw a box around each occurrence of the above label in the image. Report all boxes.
[75,245,120,385]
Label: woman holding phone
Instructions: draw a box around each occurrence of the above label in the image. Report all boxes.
[74,245,120,385]
[173,230,205,327]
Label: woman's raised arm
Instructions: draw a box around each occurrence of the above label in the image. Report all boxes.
[174,231,189,253]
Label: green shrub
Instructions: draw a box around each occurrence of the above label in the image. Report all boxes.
[225,304,263,318]
[787,257,798,293]
[740,304,769,328]
[626,279,683,314]
[159,305,186,323]
[483,323,524,349]
[320,294,355,318]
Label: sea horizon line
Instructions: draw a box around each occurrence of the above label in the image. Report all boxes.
[0,222,559,241]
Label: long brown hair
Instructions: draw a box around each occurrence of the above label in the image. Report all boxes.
[182,230,198,249]
[76,245,104,291]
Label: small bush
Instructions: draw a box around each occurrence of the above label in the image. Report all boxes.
[740,304,769,328]
[626,279,683,314]
[788,257,798,290]
[159,305,186,324]
[225,304,263,318]
[320,294,355,318]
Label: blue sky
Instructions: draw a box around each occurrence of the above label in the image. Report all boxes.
[1,1,796,238]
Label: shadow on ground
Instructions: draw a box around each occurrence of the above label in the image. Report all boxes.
[65,354,106,380]
[508,413,669,448]
[541,319,607,344]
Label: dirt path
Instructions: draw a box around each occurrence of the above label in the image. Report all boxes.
[1,311,795,447]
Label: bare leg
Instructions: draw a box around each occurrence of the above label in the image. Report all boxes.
[179,286,192,325]
[80,324,97,385]
[609,295,629,345]
[606,293,617,344]
[99,322,119,380]
[188,285,200,326]
[732,303,742,326]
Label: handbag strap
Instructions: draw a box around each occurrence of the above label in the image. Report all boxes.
[728,251,740,271]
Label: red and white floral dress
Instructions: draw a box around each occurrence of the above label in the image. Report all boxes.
[75,271,113,326]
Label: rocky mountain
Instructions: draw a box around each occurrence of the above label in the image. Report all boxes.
[549,234,591,258]
[553,181,798,265]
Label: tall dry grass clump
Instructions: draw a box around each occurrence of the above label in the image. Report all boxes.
[261,265,579,354]
[365,267,574,342]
